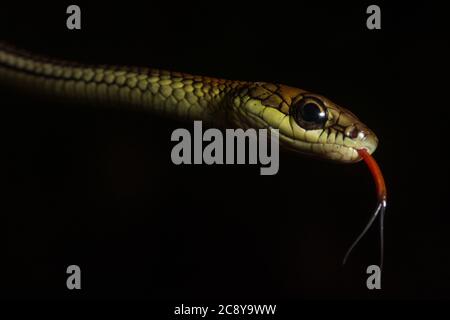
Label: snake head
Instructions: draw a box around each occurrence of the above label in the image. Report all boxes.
[230,82,378,163]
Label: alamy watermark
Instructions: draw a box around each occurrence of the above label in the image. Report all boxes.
[66,264,81,290]
[366,5,381,30]
[170,121,279,175]
[366,264,381,289]
[66,5,81,30]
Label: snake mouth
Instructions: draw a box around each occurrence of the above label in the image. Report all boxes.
[276,130,374,163]
[277,131,358,162]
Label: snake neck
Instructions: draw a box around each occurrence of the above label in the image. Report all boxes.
[0,44,248,126]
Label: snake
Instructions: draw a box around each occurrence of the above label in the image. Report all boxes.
[0,43,386,268]
[0,44,379,162]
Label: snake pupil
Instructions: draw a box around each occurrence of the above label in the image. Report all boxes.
[293,99,328,130]
[301,103,325,122]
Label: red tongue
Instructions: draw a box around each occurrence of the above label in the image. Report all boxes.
[357,149,387,202]
[343,149,387,270]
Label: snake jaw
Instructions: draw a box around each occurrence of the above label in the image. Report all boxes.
[278,116,378,163]
[237,103,378,163]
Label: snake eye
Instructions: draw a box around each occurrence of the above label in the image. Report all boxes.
[292,98,328,130]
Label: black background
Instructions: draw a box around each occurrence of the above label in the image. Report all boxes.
[1,1,449,303]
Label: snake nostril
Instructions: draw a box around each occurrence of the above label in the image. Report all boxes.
[345,126,360,139]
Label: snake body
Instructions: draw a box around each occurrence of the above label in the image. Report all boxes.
[0,44,378,162]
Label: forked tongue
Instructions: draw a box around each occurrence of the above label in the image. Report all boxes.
[343,148,387,269]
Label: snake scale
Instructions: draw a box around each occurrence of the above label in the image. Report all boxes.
[0,43,378,163]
